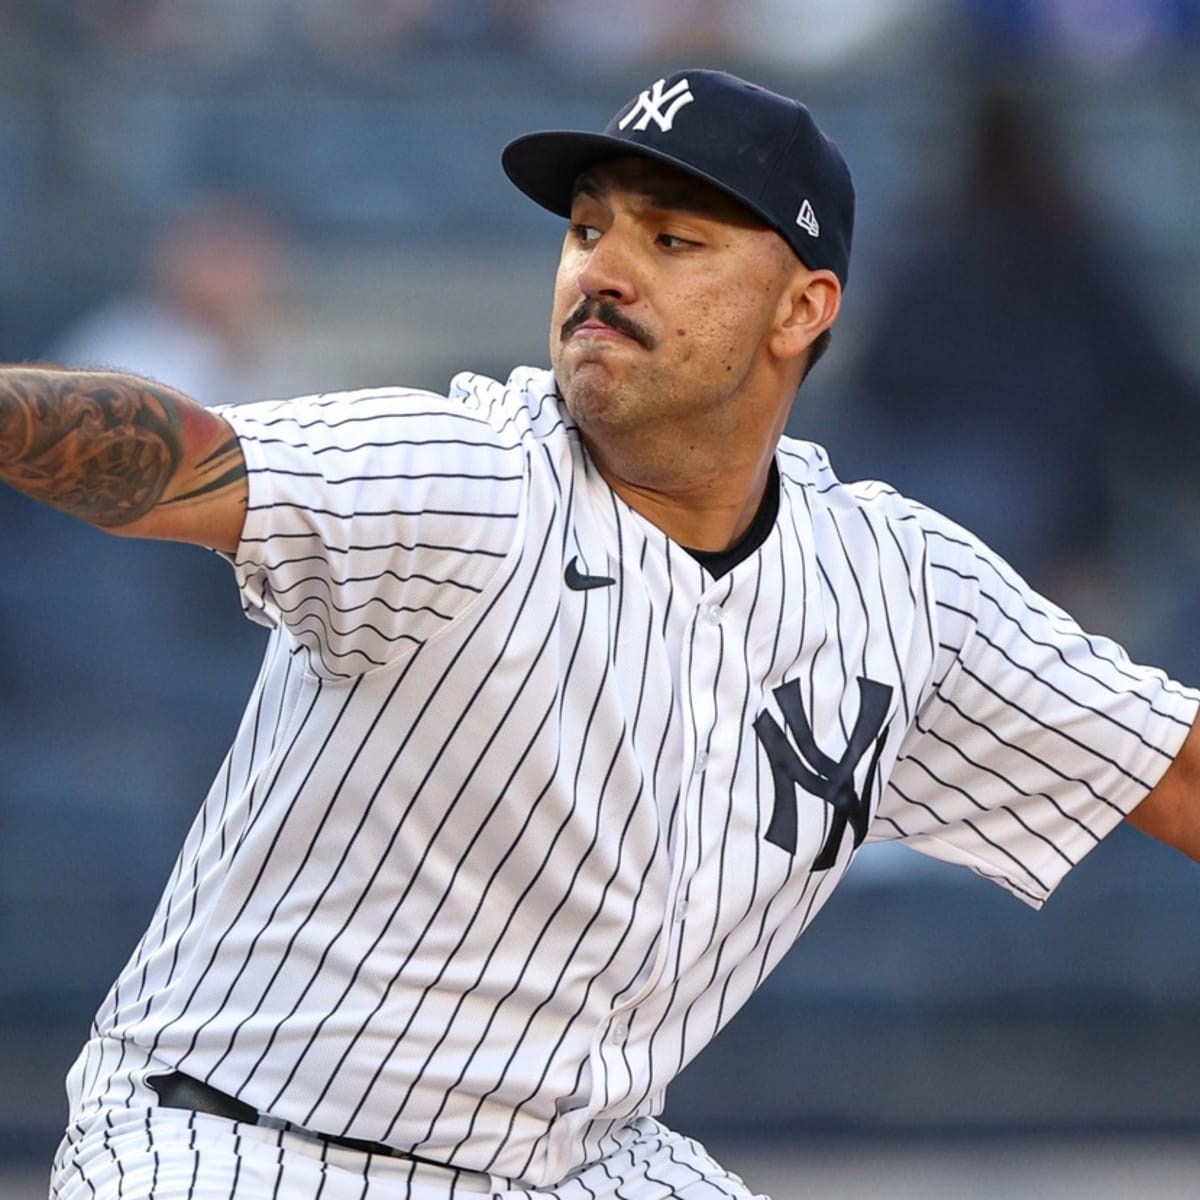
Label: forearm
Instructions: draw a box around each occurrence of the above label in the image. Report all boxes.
[0,365,247,550]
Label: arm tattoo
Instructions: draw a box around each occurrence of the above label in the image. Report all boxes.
[0,369,199,527]
[162,437,245,509]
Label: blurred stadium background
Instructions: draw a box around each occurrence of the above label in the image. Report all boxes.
[3,1,1200,1196]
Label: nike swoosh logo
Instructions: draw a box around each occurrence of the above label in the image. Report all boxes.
[564,556,615,591]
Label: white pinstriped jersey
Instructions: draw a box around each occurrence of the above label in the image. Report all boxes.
[77,365,1198,1187]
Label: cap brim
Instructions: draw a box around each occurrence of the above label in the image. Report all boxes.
[501,130,778,233]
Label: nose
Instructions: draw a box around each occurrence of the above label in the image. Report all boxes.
[575,227,637,305]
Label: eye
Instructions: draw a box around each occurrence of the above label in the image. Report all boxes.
[656,232,698,250]
[570,222,602,246]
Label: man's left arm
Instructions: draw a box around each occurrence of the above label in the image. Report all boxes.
[1127,716,1200,860]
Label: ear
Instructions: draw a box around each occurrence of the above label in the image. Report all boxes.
[769,268,841,363]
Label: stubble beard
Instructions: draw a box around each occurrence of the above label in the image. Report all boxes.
[557,350,658,437]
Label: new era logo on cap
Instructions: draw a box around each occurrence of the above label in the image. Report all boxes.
[796,199,820,238]
[500,68,855,286]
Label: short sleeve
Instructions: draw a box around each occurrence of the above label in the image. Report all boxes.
[218,387,527,679]
[872,504,1200,907]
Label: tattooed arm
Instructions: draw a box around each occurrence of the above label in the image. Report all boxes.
[0,367,247,553]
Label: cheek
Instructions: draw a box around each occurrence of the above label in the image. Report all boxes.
[550,274,572,322]
[549,279,577,354]
[551,254,582,312]
[680,293,746,363]
[715,281,775,347]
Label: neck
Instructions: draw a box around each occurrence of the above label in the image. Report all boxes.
[584,434,779,551]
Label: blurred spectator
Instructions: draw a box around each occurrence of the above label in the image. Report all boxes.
[497,0,950,68]
[0,0,34,44]
[720,0,948,73]
[827,83,1200,671]
[300,0,439,55]
[3,196,288,1021]
[4,190,297,1015]
[49,193,294,407]
[963,0,1200,71]
[493,0,728,66]
[36,0,1199,71]
[297,0,497,64]
[38,0,282,61]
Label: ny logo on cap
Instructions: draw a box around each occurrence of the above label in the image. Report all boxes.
[619,77,695,134]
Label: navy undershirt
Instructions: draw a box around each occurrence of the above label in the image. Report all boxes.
[683,460,780,579]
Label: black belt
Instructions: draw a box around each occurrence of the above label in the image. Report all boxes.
[148,1070,439,1166]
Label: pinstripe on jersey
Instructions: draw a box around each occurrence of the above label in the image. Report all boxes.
[70,366,1199,1189]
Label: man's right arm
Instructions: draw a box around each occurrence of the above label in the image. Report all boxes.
[0,366,247,553]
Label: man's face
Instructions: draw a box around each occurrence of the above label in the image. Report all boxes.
[549,157,800,447]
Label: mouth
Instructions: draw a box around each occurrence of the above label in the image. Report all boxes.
[561,300,654,350]
[572,322,636,344]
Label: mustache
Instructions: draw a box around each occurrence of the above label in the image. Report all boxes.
[560,299,656,350]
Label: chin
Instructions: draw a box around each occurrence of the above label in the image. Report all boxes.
[559,364,613,416]
[560,355,656,432]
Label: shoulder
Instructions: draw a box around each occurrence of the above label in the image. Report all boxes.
[777,436,996,568]
[447,366,569,446]
[219,367,566,445]
[216,373,565,470]
[219,382,494,436]
[777,435,928,542]
[772,434,1017,638]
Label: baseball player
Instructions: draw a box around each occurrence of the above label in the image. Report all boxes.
[3,68,1199,1200]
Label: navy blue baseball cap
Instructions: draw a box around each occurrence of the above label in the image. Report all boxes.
[501,68,855,286]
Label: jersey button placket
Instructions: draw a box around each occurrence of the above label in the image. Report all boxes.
[690,597,725,779]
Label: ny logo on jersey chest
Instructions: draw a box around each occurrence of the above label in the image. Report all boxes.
[753,677,892,867]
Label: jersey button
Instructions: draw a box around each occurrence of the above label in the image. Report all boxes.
[705,604,724,626]
[674,898,689,923]
[611,1020,629,1045]
[693,751,709,774]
